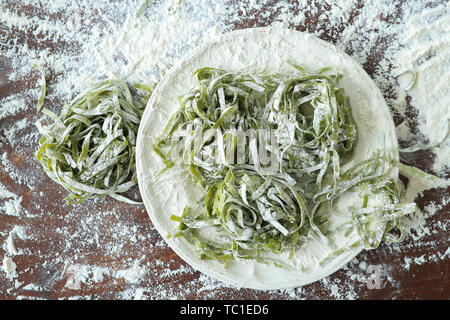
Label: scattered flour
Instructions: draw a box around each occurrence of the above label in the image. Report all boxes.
[115,260,147,284]
[392,3,450,176]
[0,0,448,299]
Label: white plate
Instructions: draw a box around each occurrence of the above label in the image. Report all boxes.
[136,27,398,289]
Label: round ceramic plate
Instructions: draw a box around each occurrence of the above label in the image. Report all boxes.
[136,27,398,289]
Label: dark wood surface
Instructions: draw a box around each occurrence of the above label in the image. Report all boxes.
[0,0,448,300]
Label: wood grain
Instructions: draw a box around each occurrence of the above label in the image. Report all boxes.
[0,0,448,300]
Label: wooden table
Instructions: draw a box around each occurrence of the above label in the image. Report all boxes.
[0,0,448,300]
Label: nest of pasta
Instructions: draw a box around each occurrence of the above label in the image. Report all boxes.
[36,79,151,204]
[153,65,417,265]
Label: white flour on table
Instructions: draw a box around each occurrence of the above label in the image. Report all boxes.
[0,0,448,299]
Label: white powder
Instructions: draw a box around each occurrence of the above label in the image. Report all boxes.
[133,287,147,300]
[0,183,15,200]
[0,0,448,299]
[4,229,17,255]
[2,256,18,279]
[63,264,98,290]
[115,260,147,284]
[392,3,450,176]
[0,184,22,218]
[2,118,28,147]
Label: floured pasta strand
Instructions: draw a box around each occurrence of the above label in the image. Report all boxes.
[36,78,151,204]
